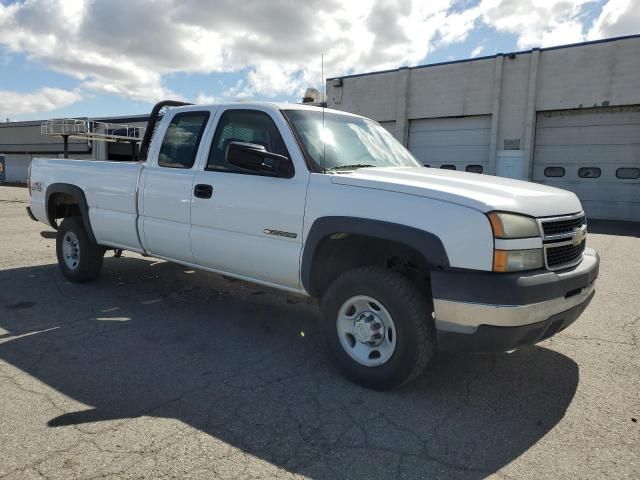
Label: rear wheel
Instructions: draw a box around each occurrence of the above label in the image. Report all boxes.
[56,217,105,282]
[320,266,435,390]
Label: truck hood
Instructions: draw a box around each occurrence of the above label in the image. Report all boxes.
[330,167,582,217]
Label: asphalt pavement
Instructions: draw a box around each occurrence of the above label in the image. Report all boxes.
[0,185,638,479]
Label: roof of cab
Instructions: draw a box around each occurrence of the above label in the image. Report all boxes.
[171,101,364,118]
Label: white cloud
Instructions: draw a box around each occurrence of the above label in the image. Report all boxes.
[470,45,485,57]
[0,88,83,118]
[223,80,253,100]
[0,0,637,115]
[476,0,640,48]
[0,0,483,105]
[588,0,640,39]
[476,0,596,48]
[195,92,219,104]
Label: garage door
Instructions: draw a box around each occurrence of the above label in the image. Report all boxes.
[533,106,640,222]
[408,115,491,173]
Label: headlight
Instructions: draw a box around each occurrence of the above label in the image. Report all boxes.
[493,249,543,272]
[487,212,540,239]
[488,212,543,272]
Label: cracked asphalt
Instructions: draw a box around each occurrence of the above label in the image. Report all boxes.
[0,184,638,479]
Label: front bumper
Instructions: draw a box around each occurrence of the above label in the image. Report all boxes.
[432,248,599,353]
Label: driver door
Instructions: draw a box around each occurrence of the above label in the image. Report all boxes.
[190,108,309,289]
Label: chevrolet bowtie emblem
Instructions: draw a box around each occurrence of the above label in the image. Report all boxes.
[573,225,587,246]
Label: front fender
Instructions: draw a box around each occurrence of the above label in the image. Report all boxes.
[300,216,450,295]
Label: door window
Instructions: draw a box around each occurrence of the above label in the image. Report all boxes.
[158,112,210,169]
[206,110,290,173]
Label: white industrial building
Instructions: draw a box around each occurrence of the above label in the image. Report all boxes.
[326,35,640,222]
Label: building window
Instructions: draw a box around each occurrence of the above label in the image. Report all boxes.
[466,165,483,174]
[578,167,601,178]
[440,164,456,170]
[616,167,640,179]
[544,167,565,177]
[504,139,520,150]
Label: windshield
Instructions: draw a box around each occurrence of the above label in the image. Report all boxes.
[282,110,421,171]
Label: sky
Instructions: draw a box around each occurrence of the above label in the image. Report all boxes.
[0,0,638,121]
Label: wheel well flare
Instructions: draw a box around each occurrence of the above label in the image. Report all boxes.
[45,183,96,243]
[301,217,449,297]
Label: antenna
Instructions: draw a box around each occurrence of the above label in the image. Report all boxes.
[247,73,261,101]
[322,53,326,174]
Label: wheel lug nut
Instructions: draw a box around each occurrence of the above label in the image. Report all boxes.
[371,322,382,330]
[373,333,382,340]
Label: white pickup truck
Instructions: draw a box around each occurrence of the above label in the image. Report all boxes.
[27,100,599,389]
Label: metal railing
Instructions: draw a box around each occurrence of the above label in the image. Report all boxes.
[41,118,146,143]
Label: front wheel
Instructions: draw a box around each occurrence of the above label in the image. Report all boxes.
[56,217,105,283]
[320,267,436,390]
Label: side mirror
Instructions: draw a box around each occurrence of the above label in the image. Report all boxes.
[226,142,292,177]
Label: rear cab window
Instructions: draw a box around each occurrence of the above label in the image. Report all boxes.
[158,112,210,169]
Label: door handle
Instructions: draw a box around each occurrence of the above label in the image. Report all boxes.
[194,184,213,199]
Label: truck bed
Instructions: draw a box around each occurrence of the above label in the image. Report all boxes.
[29,158,144,251]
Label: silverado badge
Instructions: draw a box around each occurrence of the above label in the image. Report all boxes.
[264,229,297,239]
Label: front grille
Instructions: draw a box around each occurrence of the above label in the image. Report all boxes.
[542,215,586,237]
[546,240,586,268]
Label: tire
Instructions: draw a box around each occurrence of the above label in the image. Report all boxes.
[320,266,436,390]
[56,217,105,283]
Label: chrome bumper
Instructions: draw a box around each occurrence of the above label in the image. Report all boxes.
[435,279,596,334]
[431,248,599,336]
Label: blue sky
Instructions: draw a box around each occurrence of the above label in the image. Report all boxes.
[0,0,637,121]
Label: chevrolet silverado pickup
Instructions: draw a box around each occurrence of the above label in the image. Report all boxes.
[26,100,599,389]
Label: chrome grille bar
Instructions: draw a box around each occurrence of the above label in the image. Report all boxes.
[538,212,587,271]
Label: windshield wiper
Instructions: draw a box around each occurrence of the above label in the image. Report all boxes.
[327,164,376,171]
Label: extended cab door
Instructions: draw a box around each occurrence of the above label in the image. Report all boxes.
[190,107,309,290]
[139,110,211,262]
